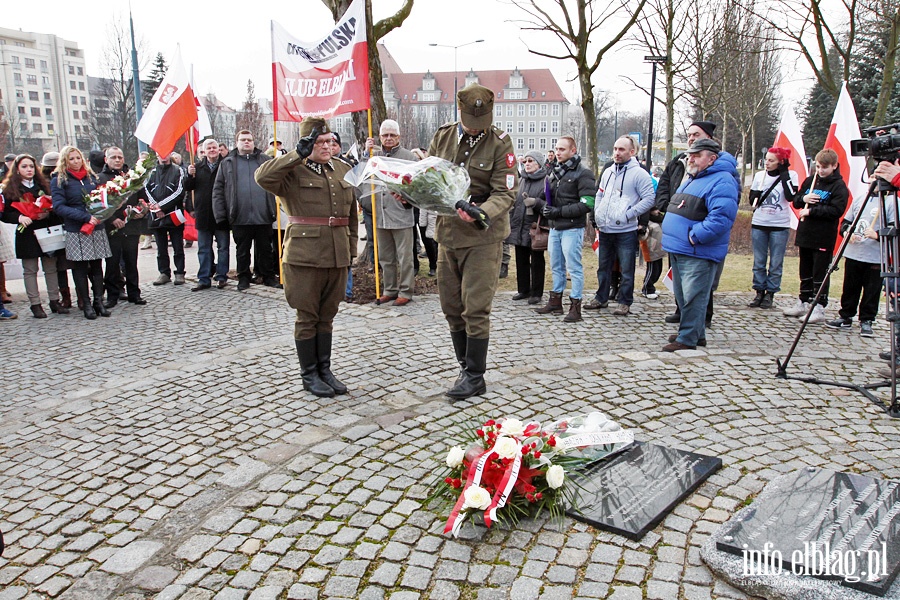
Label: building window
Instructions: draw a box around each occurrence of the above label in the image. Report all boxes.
[27,75,37,85]
[506,104,513,117]
[516,138,524,150]
[73,110,79,119]
[517,122,524,134]
[517,104,525,117]
[506,121,513,132]
[529,104,536,117]
[28,91,38,101]
[80,97,86,105]
[77,67,83,76]
[25,58,35,68]
[540,139,548,150]
[551,121,559,134]
[552,104,560,116]
[540,104,548,116]
[45,108,52,118]
[528,138,535,150]
[550,138,557,149]
[68,65,75,75]
[494,105,502,117]
[11,56,19,64]
[540,122,547,134]
[15,90,24,99]
[528,121,536,133]
[70,81,76,90]
[33,123,42,133]
[423,78,434,91]
[31,107,40,117]
[42,76,49,87]
[43,92,50,102]
[81,111,88,120]
[79,82,85,91]
[74,125,80,134]
[71,95,77,104]
[18,106,26,114]
[40,60,47,70]
[495,121,502,129]
[13,73,22,84]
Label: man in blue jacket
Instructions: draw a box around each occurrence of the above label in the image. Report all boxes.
[661,138,738,351]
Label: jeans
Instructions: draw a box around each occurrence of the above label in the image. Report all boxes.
[751,227,789,293]
[197,229,230,285]
[549,227,584,300]
[671,253,718,346]
[345,266,353,298]
[595,231,639,306]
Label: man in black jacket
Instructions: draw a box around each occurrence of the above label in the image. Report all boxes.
[146,154,189,286]
[100,146,148,306]
[186,138,230,291]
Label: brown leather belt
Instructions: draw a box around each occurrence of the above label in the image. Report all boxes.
[288,216,349,227]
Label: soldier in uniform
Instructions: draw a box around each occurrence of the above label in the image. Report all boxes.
[428,83,517,400]
[255,118,358,398]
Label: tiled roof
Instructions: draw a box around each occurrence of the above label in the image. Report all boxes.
[387,69,567,104]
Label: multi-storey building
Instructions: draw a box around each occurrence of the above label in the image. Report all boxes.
[0,27,91,154]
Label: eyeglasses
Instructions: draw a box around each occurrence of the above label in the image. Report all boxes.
[524,159,536,163]
[313,140,332,147]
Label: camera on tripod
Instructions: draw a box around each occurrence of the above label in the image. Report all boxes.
[850,123,900,162]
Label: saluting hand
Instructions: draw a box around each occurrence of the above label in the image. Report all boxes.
[297,127,323,159]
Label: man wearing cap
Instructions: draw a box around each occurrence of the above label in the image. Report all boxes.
[0,153,14,181]
[427,83,517,400]
[660,138,739,351]
[363,120,418,306]
[255,118,358,399]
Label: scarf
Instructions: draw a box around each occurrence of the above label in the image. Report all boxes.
[552,154,581,181]
[68,167,88,180]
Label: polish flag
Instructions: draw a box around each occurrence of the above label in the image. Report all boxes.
[662,267,674,293]
[772,106,808,229]
[170,209,186,226]
[135,47,199,157]
[823,83,869,251]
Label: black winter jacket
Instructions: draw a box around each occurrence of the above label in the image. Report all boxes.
[98,164,147,236]
[145,162,187,230]
[544,163,596,231]
[186,157,228,232]
[655,153,687,214]
[792,167,849,250]
[506,167,547,247]
[1,181,61,258]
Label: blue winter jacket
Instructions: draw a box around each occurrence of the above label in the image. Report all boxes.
[661,152,739,263]
[51,172,99,233]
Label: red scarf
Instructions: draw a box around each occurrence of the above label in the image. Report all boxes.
[67,167,88,180]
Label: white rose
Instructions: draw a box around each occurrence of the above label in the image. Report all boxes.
[500,418,525,437]
[462,485,492,510]
[446,446,465,469]
[492,436,520,460]
[546,464,565,489]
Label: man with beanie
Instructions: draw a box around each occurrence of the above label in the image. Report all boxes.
[589,136,656,316]
[364,119,418,306]
[427,83,517,399]
[255,118,358,399]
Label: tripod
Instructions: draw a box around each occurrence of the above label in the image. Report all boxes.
[776,179,900,418]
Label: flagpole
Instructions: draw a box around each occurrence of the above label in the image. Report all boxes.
[367,108,381,299]
[130,3,146,154]
[273,120,285,286]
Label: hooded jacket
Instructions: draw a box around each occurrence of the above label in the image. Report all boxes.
[593,156,656,233]
[661,152,740,263]
[792,167,848,250]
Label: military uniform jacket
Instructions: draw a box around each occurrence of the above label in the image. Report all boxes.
[428,123,517,248]
[254,150,358,269]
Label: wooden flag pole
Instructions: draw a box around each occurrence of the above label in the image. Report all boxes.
[367,108,381,298]
[273,120,285,286]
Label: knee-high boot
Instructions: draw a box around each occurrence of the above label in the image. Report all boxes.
[295,338,335,398]
[73,270,95,319]
[316,332,348,395]
[447,336,488,400]
[92,267,110,317]
[449,329,467,388]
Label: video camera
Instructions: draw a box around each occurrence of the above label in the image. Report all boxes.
[850,123,900,162]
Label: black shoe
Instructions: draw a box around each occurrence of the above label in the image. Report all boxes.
[316,332,348,395]
[103,298,118,309]
[499,264,508,279]
[263,278,282,288]
[83,304,97,320]
[447,337,489,400]
[880,350,894,361]
[528,296,542,305]
[512,292,529,301]
[128,297,147,305]
[759,291,774,309]
[191,283,212,292]
[237,279,250,291]
[93,300,111,317]
[295,338,335,398]
[748,290,765,307]
[49,300,69,315]
[217,280,228,289]
[665,312,680,324]
[428,269,436,277]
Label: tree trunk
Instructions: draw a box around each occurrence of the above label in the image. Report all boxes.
[664,0,676,161]
[580,75,599,173]
[874,8,900,126]
[740,130,748,190]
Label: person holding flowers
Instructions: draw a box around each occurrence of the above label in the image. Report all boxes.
[1,154,65,318]
[51,146,111,320]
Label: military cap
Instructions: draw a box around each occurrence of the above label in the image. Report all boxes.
[457,84,494,131]
[685,138,721,154]
[299,117,332,139]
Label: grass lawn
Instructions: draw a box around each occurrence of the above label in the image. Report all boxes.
[495,250,845,298]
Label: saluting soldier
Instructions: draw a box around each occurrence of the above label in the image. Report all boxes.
[428,83,517,400]
[255,118,358,399]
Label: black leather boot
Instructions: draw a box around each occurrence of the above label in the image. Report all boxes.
[93,299,111,317]
[74,274,94,319]
[747,290,765,307]
[447,337,489,400]
[450,329,467,388]
[759,291,774,309]
[316,332,347,395]
[295,338,335,398]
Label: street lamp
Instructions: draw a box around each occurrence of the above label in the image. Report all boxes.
[429,39,484,121]
[644,55,668,172]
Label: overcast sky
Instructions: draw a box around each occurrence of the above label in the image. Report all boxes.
[5,0,814,123]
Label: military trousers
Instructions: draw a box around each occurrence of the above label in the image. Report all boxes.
[283,263,348,340]
[437,242,503,339]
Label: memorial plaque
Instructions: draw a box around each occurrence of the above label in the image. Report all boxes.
[566,442,722,540]
[716,468,900,596]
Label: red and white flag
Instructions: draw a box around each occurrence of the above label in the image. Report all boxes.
[662,267,674,293]
[170,209,186,226]
[135,47,199,157]
[823,83,869,251]
[270,0,370,121]
[188,67,213,154]
[772,105,808,229]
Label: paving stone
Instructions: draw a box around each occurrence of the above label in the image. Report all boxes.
[131,565,179,591]
[100,541,163,574]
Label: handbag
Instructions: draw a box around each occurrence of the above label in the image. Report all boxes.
[529,215,550,251]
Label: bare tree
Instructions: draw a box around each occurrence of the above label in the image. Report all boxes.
[320,0,414,146]
[0,109,9,157]
[236,80,268,147]
[861,0,900,124]
[510,0,648,172]
[755,0,858,100]
[3,97,30,154]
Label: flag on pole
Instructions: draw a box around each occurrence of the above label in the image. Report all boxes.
[135,47,199,157]
[270,0,370,121]
[189,66,213,153]
[662,267,674,292]
[823,83,869,251]
[772,105,808,229]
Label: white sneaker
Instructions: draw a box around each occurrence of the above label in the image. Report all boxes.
[783,299,808,317]
[644,292,659,300]
[806,304,826,323]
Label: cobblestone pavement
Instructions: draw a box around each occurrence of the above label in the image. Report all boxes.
[2,282,899,600]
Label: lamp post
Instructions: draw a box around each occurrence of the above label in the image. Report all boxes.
[644,55,668,171]
[429,39,484,121]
